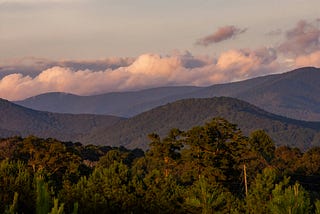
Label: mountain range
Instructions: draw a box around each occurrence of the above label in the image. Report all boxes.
[2,96,320,151]
[1,66,320,150]
[15,67,320,121]
[80,97,320,150]
[0,98,123,141]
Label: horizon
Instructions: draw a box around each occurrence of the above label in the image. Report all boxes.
[1,0,320,100]
[8,65,318,102]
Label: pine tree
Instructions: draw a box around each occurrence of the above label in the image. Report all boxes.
[269,182,312,214]
[4,192,18,214]
[36,176,50,214]
[49,198,64,214]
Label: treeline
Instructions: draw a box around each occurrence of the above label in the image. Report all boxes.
[1,118,320,213]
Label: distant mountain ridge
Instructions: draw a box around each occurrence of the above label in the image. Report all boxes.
[81,97,320,150]
[15,67,320,121]
[15,86,201,117]
[0,98,123,141]
[2,97,320,151]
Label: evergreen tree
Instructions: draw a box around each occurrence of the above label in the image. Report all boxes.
[185,176,230,214]
[49,198,64,214]
[246,167,278,214]
[181,118,249,192]
[36,176,50,214]
[0,160,34,213]
[269,182,312,214]
[249,130,275,164]
[4,192,18,214]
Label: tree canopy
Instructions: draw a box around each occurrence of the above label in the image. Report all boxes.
[1,118,320,213]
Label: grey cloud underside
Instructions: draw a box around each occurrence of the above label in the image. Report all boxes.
[0,57,135,78]
[278,20,320,56]
[196,25,247,46]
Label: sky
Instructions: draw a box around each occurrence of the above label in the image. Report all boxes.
[1,0,320,100]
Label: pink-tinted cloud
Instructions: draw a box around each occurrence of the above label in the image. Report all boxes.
[215,48,279,80]
[278,19,320,56]
[294,51,320,68]
[0,49,281,101]
[196,25,247,46]
[0,57,134,78]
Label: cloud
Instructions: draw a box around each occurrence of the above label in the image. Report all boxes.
[2,20,319,101]
[215,48,279,80]
[278,19,320,56]
[196,25,247,46]
[294,51,320,67]
[0,49,281,101]
[0,57,134,78]
[51,58,135,71]
[275,19,320,68]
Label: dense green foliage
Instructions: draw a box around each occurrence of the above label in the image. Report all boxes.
[1,118,320,213]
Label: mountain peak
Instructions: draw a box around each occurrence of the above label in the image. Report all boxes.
[14,66,320,121]
[83,97,320,150]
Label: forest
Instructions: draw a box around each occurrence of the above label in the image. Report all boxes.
[1,117,320,214]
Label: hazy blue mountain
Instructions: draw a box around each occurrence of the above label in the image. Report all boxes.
[81,97,320,151]
[15,86,201,117]
[188,67,320,121]
[0,98,123,141]
[15,67,320,121]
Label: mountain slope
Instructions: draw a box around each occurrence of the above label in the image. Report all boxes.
[82,97,320,151]
[237,67,320,120]
[15,86,201,117]
[188,67,320,120]
[0,98,123,141]
[15,67,320,121]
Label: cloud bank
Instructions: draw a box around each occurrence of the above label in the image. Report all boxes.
[278,20,320,56]
[196,25,247,46]
[0,49,280,101]
[294,51,320,68]
[0,57,134,78]
[277,19,320,67]
[1,19,320,101]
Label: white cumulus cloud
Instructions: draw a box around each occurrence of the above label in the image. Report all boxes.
[0,49,284,101]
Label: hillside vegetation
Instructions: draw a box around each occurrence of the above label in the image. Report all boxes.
[83,97,320,151]
[1,119,320,213]
[0,98,123,141]
[3,97,320,151]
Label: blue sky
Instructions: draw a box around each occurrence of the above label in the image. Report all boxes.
[0,0,320,100]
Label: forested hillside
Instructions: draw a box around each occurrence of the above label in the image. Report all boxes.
[0,98,123,141]
[84,97,320,150]
[4,97,320,151]
[1,118,320,213]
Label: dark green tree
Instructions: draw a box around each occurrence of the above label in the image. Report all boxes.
[36,176,50,214]
[246,167,278,214]
[269,182,312,214]
[249,130,275,164]
[181,118,249,192]
[146,128,183,178]
[0,160,34,213]
[185,176,233,214]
